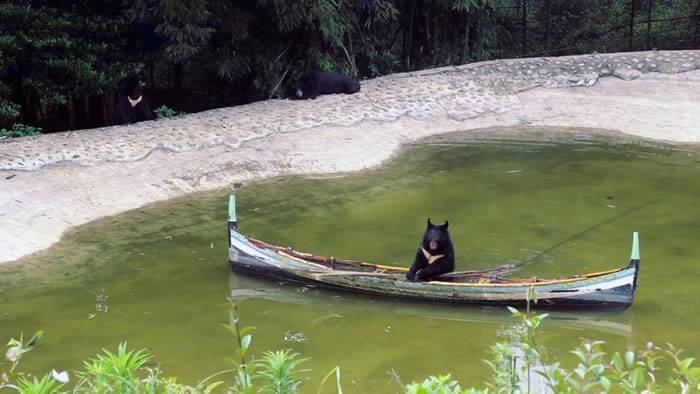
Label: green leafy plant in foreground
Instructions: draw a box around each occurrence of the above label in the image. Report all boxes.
[407,287,700,393]
[14,373,65,394]
[406,374,464,394]
[1,300,335,393]
[223,301,256,393]
[223,300,340,394]
[72,342,152,392]
[1,331,44,391]
[255,350,308,394]
[4,295,700,393]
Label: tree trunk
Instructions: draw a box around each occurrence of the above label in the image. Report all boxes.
[628,0,636,50]
[521,0,527,55]
[418,1,427,67]
[101,94,109,126]
[106,92,115,125]
[401,8,407,69]
[424,2,431,65]
[166,64,172,101]
[35,94,45,128]
[216,77,223,106]
[461,11,471,64]
[544,0,551,54]
[646,0,653,49]
[67,95,76,130]
[693,0,700,47]
[83,94,90,128]
[403,0,416,71]
[346,29,357,77]
[20,85,31,125]
[431,2,439,66]
[149,60,155,105]
[405,1,416,70]
[173,62,183,109]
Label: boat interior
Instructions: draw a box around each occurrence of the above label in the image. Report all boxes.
[244,236,626,285]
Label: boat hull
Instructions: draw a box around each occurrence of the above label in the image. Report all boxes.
[228,230,638,309]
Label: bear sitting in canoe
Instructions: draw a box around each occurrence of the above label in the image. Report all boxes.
[406,219,455,282]
[289,70,361,100]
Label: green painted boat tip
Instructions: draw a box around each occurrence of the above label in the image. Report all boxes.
[228,194,237,223]
[630,231,640,261]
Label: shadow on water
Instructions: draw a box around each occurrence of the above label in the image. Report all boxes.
[1,127,699,392]
[229,273,636,338]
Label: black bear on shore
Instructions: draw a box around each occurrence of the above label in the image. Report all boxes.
[289,70,361,100]
[115,69,155,125]
[406,219,455,282]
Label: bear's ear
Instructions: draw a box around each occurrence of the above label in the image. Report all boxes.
[443,220,449,230]
[426,218,433,228]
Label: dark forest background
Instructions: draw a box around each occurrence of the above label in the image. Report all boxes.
[1,0,698,133]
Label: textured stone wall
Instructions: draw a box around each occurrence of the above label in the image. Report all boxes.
[1,50,698,172]
[1,50,699,263]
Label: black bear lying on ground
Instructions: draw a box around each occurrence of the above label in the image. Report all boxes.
[406,219,456,282]
[289,70,361,100]
[115,69,155,125]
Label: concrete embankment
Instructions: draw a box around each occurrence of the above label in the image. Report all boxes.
[1,50,699,263]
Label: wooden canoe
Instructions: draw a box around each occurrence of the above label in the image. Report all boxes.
[227,195,640,309]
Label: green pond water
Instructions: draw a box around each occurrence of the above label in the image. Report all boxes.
[1,130,700,392]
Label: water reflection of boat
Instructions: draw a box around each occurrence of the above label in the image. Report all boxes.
[228,195,640,309]
[228,274,634,338]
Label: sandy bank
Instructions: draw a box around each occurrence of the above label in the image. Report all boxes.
[1,50,699,264]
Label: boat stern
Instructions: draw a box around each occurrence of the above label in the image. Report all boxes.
[628,231,640,294]
[228,194,238,245]
[228,194,241,265]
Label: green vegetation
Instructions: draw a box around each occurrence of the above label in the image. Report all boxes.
[407,298,700,393]
[1,302,335,394]
[0,1,132,132]
[153,104,181,119]
[4,299,700,393]
[0,123,42,138]
[1,1,698,132]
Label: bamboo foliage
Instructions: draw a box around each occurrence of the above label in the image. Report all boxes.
[0,0,697,133]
